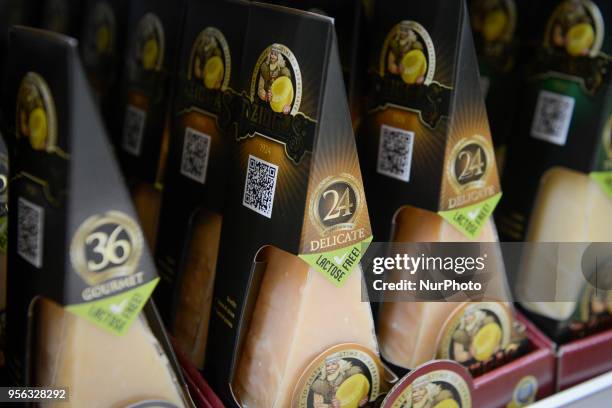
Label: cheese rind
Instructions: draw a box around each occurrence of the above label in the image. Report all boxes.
[232,246,379,408]
[35,298,186,408]
[378,205,510,369]
[173,210,222,369]
[518,167,612,320]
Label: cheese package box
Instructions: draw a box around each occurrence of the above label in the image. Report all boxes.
[78,0,129,126]
[500,0,612,342]
[114,0,186,249]
[203,3,388,406]
[153,0,249,370]
[39,0,84,37]
[2,27,192,407]
[359,0,526,376]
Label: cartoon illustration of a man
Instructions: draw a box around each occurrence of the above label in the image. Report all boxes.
[387,21,425,84]
[192,33,222,87]
[410,380,455,408]
[452,306,498,363]
[311,356,368,408]
[551,0,594,56]
[257,44,292,114]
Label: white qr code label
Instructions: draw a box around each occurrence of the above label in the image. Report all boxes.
[17,197,44,268]
[531,90,575,146]
[180,127,212,184]
[242,155,279,218]
[122,105,146,155]
[377,124,415,182]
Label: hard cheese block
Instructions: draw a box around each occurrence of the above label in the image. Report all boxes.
[35,298,186,408]
[518,167,612,321]
[233,246,379,408]
[378,205,510,369]
[173,210,222,369]
[131,181,162,250]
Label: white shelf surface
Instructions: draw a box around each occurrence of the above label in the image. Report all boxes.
[530,371,612,408]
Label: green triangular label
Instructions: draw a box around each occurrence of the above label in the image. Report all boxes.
[65,278,159,336]
[438,192,502,240]
[590,172,612,199]
[300,236,373,287]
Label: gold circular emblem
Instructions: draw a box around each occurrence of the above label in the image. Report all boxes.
[70,211,144,286]
[16,72,58,153]
[310,173,362,235]
[130,13,165,75]
[188,27,231,91]
[447,135,493,193]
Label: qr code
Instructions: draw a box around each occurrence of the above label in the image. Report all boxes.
[180,127,212,184]
[122,105,146,155]
[377,124,415,182]
[531,90,575,146]
[242,155,279,218]
[17,197,44,268]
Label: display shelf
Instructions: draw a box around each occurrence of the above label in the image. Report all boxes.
[531,371,612,408]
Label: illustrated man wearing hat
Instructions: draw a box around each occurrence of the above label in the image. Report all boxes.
[257,44,292,114]
[311,355,368,408]
[452,305,496,363]
[409,379,455,408]
[387,21,425,83]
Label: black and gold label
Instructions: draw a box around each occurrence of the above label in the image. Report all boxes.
[309,174,363,235]
[82,1,116,71]
[70,211,144,287]
[16,72,58,153]
[537,0,609,94]
[291,344,384,408]
[188,27,231,92]
[371,20,450,129]
[382,365,472,408]
[436,302,512,366]
[470,0,517,72]
[447,135,494,194]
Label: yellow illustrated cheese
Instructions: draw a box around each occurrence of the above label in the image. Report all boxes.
[401,49,427,85]
[35,298,186,408]
[29,107,48,150]
[566,23,594,56]
[335,373,370,408]
[270,76,294,113]
[472,322,502,361]
[173,211,222,369]
[378,205,511,369]
[96,25,111,54]
[483,9,507,42]
[143,38,159,70]
[518,168,612,320]
[434,399,460,408]
[203,56,224,90]
[232,246,379,408]
[130,182,162,250]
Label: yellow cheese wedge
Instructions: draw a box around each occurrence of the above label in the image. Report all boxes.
[566,23,594,56]
[378,205,510,369]
[232,246,379,408]
[143,38,159,70]
[336,373,370,408]
[29,108,48,150]
[401,49,427,85]
[472,322,502,361]
[483,9,508,42]
[270,76,294,113]
[130,182,162,250]
[434,399,460,408]
[96,25,111,54]
[35,298,186,407]
[173,210,222,369]
[518,167,612,320]
[203,56,224,90]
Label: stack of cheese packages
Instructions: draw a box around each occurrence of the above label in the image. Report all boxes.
[199,2,388,407]
[358,0,526,376]
[500,0,612,342]
[2,27,191,407]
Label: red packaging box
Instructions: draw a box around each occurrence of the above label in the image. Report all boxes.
[556,328,612,391]
[473,313,556,407]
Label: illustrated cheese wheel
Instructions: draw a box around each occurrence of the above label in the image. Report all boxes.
[204,56,224,89]
[566,23,595,56]
[401,49,427,85]
[270,76,294,113]
[483,9,508,42]
[142,38,159,70]
[29,107,48,150]
[96,25,111,53]
[433,399,460,408]
[335,374,370,408]
[471,322,502,362]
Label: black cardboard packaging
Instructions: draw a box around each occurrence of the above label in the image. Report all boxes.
[153,0,249,369]
[203,3,381,406]
[40,0,84,37]
[114,0,186,248]
[2,28,191,407]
